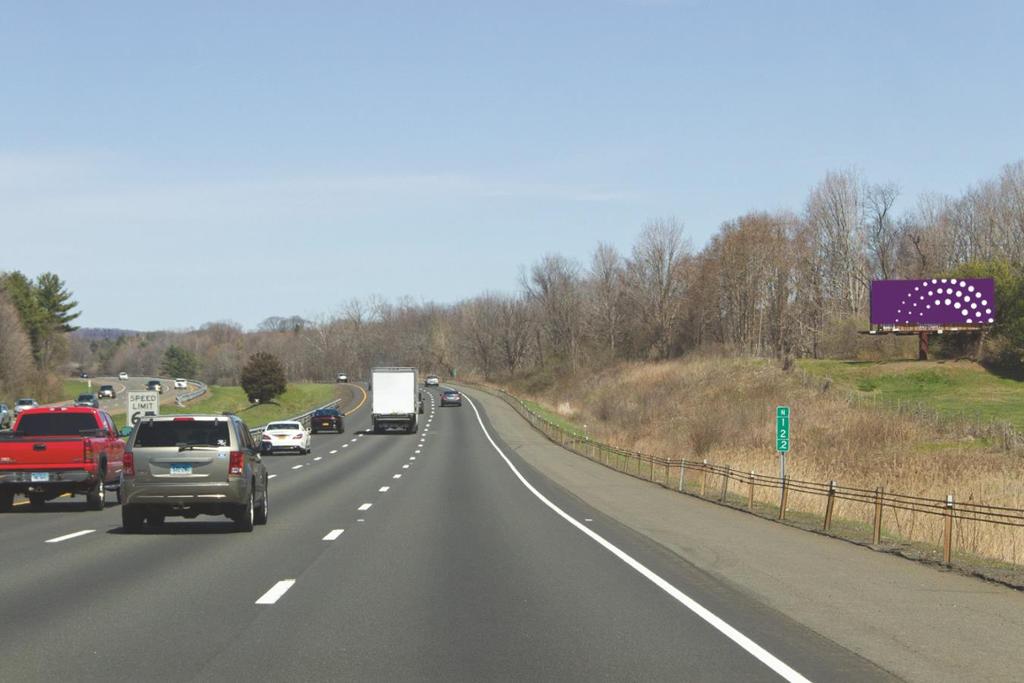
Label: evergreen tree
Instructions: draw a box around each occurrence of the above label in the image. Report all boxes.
[160,345,199,378]
[240,352,287,404]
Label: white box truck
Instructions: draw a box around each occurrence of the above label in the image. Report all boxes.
[370,367,419,433]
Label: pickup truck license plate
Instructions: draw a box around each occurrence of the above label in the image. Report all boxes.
[169,464,192,476]
[30,472,49,482]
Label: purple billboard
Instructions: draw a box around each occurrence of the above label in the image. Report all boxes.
[870,279,996,326]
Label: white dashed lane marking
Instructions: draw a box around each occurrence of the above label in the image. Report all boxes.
[322,529,345,541]
[402,464,410,469]
[379,486,390,493]
[358,503,373,511]
[45,529,95,544]
[393,474,402,479]
[314,456,322,461]
[291,464,303,470]
[255,580,296,605]
[329,449,338,454]
[268,474,278,479]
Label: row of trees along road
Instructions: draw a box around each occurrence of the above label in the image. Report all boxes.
[46,158,1024,390]
[0,272,80,401]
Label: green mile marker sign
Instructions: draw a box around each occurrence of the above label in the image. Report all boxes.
[776,406,790,453]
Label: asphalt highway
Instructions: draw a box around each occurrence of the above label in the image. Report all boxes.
[0,386,893,682]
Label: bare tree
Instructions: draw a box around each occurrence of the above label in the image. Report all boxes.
[623,219,690,359]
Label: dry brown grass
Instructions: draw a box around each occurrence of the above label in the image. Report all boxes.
[504,356,1024,565]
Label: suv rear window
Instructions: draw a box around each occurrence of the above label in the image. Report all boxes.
[134,420,230,447]
[17,413,99,436]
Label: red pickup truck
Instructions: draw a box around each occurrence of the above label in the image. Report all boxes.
[0,406,124,512]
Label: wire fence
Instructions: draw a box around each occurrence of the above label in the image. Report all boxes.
[465,382,1024,569]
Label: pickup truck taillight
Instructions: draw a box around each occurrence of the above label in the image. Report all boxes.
[83,439,94,463]
[124,451,135,477]
[228,451,245,477]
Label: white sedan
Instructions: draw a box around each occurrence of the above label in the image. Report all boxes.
[261,421,311,454]
[174,378,188,389]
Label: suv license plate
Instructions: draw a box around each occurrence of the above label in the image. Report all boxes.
[30,472,49,482]
[169,464,192,476]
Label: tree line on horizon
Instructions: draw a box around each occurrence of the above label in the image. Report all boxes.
[3,159,1023,401]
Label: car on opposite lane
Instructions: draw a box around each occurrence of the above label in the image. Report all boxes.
[335,372,348,383]
[310,408,344,434]
[424,374,440,387]
[118,371,129,380]
[174,378,188,390]
[260,421,311,454]
[13,398,39,417]
[121,413,268,532]
[97,385,116,399]
[75,393,100,408]
[146,379,163,393]
[440,390,462,407]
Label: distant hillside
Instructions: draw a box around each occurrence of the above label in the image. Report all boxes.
[72,328,140,341]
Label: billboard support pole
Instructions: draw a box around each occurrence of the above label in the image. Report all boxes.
[918,331,929,361]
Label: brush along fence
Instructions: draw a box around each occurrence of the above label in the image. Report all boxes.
[470,383,1024,568]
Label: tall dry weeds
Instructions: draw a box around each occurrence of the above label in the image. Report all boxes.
[507,356,1024,565]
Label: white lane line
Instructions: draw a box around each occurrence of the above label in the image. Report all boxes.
[342,444,349,448]
[268,474,278,479]
[402,464,410,469]
[358,503,372,511]
[330,449,338,454]
[464,394,811,683]
[314,456,322,461]
[45,529,95,544]
[255,579,296,605]
[393,474,402,479]
[414,450,421,454]
[379,486,390,492]
[291,464,303,470]
[322,529,345,541]
[350,438,358,443]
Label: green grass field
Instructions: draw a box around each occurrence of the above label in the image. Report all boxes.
[522,399,590,438]
[797,359,1024,430]
[106,383,348,429]
[62,379,91,399]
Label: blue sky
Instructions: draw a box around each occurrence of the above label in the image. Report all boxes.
[2,1,1022,330]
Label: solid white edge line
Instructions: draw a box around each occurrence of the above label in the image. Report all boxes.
[358,503,372,511]
[45,529,96,543]
[463,394,811,683]
[255,579,296,604]
[322,529,345,541]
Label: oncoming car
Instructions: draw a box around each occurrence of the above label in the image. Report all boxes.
[118,371,129,380]
[440,390,462,407]
[174,378,188,390]
[261,421,311,454]
[97,385,116,399]
[424,375,439,387]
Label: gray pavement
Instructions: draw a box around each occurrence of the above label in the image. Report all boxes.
[458,385,1024,683]
[0,384,897,681]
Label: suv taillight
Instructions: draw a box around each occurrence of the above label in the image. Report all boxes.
[124,451,135,477]
[83,439,94,463]
[228,451,245,477]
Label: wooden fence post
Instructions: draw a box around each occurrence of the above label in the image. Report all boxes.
[719,466,731,502]
[700,460,709,497]
[872,487,884,545]
[824,480,836,531]
[779,477,789,520]
[943,494,955,565]
[649,454,655,482]
[747,471,755,511]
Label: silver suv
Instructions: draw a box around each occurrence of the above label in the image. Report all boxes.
[121,414,269,532]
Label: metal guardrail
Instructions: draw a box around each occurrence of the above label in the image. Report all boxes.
[175,380,208,406]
